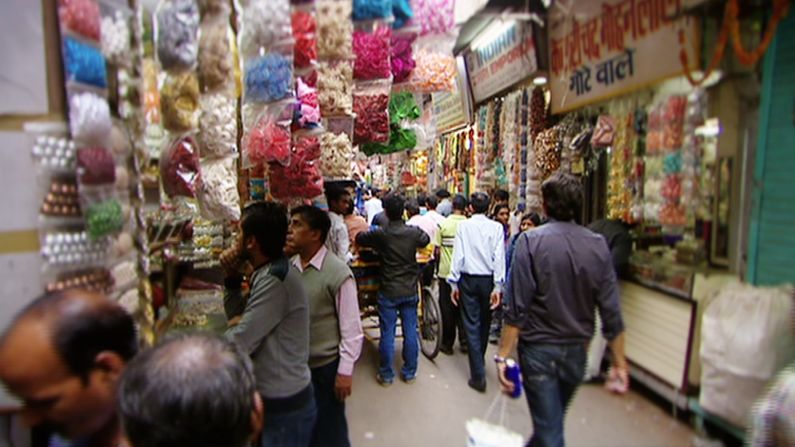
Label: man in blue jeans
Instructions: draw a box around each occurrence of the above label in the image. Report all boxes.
[495,172,628,447]
[356,194,430,385]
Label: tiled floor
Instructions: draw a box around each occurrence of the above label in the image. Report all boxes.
[347,335,697,447]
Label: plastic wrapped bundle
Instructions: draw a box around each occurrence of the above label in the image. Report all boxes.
[198,16,235,92]
[244,105,292,166]
[199,93,237,157]
[408,0,454,35]
[391,33,416,82]
[317,0,353,59]
[85,199,124,240]
[319,132,353,178]
[238,0,291,57]
[295,78,321,128]
[292,10,317,68]
[160,135,202,198]
[161,72,200,132]
[156,0,200,71]
[58,0,101,41]
[407,48,456,92]
[101,11,131,64]
[317,61,353,115]
[63,37,108,88]
[243,53,293,103]
[353,26,391,80]
[353,0,391,21]
[198,158,241,221]
[69,92,112,145]
[353,94,390,143]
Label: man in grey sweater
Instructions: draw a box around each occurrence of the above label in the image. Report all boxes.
[221,201,316,447]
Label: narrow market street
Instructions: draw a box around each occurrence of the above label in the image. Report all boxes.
[347,327,696,447]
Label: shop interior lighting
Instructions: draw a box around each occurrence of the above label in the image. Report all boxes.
[533,76,548,85]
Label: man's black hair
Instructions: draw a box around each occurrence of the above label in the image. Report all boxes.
[426,195,438,209]
[435,189,451,199]
[119,333,256,447]
[290,205,332,244]
[324,184,349,205]
[383,194,406,221]
[241,201,288,260]
[405,199,420,217]
[541,172,583,222]
[493,189,509,202]
[416,193,427,208]
[469,192,490,214]
[452,194,468,211]
[1,290,137,383]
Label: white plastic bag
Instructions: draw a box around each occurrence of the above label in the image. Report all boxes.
[466,393,524,447]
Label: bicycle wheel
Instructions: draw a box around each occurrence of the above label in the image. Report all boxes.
[419,285,442,360]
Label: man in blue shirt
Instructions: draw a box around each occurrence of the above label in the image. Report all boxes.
[448,192,506,393]
[495,172,628,447]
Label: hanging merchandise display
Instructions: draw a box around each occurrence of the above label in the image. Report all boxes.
[292,9,318,69]
[390,32,416,83]
[353,24,392,80]
[160,135,203,199]
[198,158,241,221]
[318,61,354,115]
[198,12,235,93]
[156,0,200,71]
[237,0,292,58]
[269,134,325,201]
[317,0,354,59]
[360,91,421,155]
[320,131,355,178]
[406,0,455,36]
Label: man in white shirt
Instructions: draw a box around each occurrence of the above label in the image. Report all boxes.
[448,192,505,393]
[364,189,384,226]
[424,195,446,228]
[325,184,351,261]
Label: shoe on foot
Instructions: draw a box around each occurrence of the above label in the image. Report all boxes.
[400,374,416,384]
[468,378,487,393]
[376,374,393,387]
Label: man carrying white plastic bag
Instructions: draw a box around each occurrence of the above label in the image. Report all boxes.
[494,172,629,447]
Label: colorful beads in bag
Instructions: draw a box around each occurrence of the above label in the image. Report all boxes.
[58,0,101,41]
[391,33,416,83]
[320,132,353,178]
[244,54,293,103]
[86,199,124,240]
[317,0,353,59]
[69,92,112,145]
[353,26,391,80]
[353,0,392,21]
[246,115,291,166]
[160,136,202,198]
[161,72,200,132]
[292,11,317,68]
[156,0,200,71]
[354,94,390,143]
[317,62,353,115]
[198,158,241,222]
[409,0,454,35]
[295,78,321,128]
[239,0,291,57]
[101,12,130,64]
[199,93,237,157]
[77,147,116,185]
[408,48,456,92]
[63,37,108,88]
[198,17,234,92]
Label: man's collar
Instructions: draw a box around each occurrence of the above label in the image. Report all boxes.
[471,214,488,220]
[292,246,327,272]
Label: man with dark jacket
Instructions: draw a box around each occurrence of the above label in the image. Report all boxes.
[356,194,430,386]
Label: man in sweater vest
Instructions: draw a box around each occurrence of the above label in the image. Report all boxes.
[286,206,364,447]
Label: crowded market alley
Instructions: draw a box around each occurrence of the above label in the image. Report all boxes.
[0,0,793,447]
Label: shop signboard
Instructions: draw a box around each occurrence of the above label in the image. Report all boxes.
[432,56,472,134]
[548,0,699,114]
[465,21,537,104]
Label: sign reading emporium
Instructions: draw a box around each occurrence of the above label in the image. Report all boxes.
[548,0,699,113]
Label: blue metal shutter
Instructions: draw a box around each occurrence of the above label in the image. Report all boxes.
[747,12,795,286]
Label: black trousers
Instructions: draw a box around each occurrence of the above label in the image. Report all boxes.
[439,279,465,350]
[459,273,494,382]
[310,358,350,447]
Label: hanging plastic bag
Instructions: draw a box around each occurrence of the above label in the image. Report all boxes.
[316,0,353,59]
[63,36,108,89]
[161,72,200,132]
[317,60,353,115]
[294,76,321,129]
[243,102,293,166]
[237,0,292,58]
[270,134,324,200]
[407,0,454,36]
[84,197,127,240]
[402,34,456,93]
[199,92,238,157]
[292,9,317,68]
[101,10,131,65]
[156,0,200,71]
[391,31,416,83]
[353,81,390,144]
[198,157,241,221]
[353,23,392,80]
[198,13,235,93]
[58,0,101,41]
[353,0,392,21]
[243,45,294,104]
[160,135,203,198]
[319,132,353,179]
[77,147,116,185]
[69,91,112,146]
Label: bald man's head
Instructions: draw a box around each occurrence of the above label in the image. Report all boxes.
[0,290,137,441]
[120,334,261,447]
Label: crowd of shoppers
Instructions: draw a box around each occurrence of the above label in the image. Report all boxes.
[0,173,640,447]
